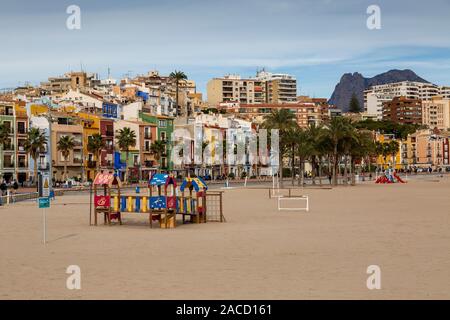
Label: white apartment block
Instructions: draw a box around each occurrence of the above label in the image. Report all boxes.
[364,81,444,119]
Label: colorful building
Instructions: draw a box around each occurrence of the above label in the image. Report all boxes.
[140,113,174,171]
[51,115,84,181]
[78,112,101,181]
[375,133,403,170]
[0,101,16,182]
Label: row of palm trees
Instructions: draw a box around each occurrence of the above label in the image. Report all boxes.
[0,122,167,185]
[262,109,395,187]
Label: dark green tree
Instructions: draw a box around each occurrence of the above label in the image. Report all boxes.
[349,93,361,113]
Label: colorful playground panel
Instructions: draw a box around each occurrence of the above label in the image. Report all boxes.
[92,172,210,228]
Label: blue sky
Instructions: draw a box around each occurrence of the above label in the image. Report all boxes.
[1,0,450,98]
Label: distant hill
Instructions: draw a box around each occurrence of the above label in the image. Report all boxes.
[328,69,429,112]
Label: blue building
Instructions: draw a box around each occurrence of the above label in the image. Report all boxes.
[102,102,120,119]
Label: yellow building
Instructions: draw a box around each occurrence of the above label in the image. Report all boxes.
[375,133,403,170]
[77,112,101,181]
[30,104,49,116]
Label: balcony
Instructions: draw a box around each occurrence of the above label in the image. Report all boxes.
[144,133,152,140]
[105,130,114,137]
[73,158,83,164]
[3,162,14,168]
[3,143,14,151]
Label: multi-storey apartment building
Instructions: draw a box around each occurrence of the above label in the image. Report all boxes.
[421,97,450,130]
[0,101,16,182]
[14,104,29,183]
[382,96,423,124]
[99,118,115,171]
[404,129,450,169]
[140,113,174,171]
[29,116,52,181]
[364,81,442,119]
[375,133,403,170]
[114,119,158,181]
[207,72,297,106]
[218,102,326,128]
[51,117,84,181]
[256,70,297,103]
[207,75,265,105]
[40,72,100,96]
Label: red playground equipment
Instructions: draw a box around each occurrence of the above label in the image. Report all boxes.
[375,170,406,184]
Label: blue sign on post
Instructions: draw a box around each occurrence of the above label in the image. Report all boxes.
[38,197,50,209]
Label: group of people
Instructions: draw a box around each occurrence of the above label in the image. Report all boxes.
[0,179,19,195]
[0,179,19,205]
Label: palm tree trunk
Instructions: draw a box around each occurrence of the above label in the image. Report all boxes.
[125,150,129,183]
[279,153,284,189]
[311,155,316,185]
[33,156,38,186]
[96,151,101,177]
[298,159,305,187]
[64,161,68,181]
[333,144,338,186]
[343,155,348,185]
[350,157,356,186]
[318,159,323,186]
[291,144,295,186]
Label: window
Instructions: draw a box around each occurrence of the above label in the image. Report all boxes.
[160,132,167,141]
[158,120,167,127]
[17,122,26,134]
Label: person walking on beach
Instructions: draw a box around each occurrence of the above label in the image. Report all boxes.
[328,174,332,185]
[0,180,7,196]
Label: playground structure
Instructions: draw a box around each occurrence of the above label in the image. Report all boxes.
[91,172,225,228]
[375,169,406,184]
[91,172,122,226]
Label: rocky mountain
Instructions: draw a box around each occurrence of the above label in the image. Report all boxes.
[328,69,429,112]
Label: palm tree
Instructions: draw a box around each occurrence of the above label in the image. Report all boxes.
[24,128,47,185]
[305,123,326,185]
[57,135,75,181]
[388,140,400,169]
[325,117,353,186]
[375,141,385,172]
[339,125,358,185]
[116,127,136,183]
[0,123,10,146]
[284,127,299,186]
[87,133,105,177]
[348,130,375,185]
[262,109,298,188]
[296,128,314,187]
[169,70,188,121]
[149,140,166,173]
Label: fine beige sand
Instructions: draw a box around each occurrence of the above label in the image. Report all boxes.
[1,177,449,300]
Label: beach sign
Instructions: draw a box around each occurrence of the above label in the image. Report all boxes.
[42,173,50,197]
[38,197,50,209]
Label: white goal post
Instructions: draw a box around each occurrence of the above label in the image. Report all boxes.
[277,196,309,212]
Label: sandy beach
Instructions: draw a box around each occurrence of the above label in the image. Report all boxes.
[1,176,449,300]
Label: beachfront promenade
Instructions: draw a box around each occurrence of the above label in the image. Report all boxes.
[1,176,449,299]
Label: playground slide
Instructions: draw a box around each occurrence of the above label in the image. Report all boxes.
[393,173,406,183]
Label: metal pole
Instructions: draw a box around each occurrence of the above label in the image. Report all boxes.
[43,207,46,245]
